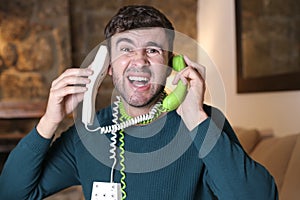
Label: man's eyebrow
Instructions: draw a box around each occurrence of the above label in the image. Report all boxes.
[116,38,163,48]
[146,41,163,49]
[116,38,134,46]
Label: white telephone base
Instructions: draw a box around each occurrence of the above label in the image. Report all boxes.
[91,182,122,200]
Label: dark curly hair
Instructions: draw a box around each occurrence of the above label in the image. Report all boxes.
[104,5,175,53]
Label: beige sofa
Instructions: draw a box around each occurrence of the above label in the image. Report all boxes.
[45,127,300,200]
[235,127,300,200]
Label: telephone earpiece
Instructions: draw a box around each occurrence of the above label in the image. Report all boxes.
[162,55,187,111]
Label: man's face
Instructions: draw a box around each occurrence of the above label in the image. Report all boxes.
[109,28,171,108]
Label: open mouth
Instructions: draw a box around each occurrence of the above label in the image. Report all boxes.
[128,76,150,87]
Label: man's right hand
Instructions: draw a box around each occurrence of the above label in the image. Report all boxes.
[37,68,93,139]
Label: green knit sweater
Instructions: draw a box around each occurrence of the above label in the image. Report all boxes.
[0,105,278,200]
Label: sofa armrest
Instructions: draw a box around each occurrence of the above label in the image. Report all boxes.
[278,134,300,200]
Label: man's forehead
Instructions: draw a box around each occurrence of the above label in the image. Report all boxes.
[111,28,169,46]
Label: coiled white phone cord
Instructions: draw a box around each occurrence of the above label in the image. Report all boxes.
[109,96,121,182]
[84,96,163,134]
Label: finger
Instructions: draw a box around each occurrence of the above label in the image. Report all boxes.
[73,92,85,103]
[65,93,85,113]
[52,68,93,88]
[173,66,205,89]
[51,76,91,90]
[50,85,88,101]
[183,55,206,80]
[172,68,189,85]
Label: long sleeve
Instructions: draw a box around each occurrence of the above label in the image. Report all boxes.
[191,106,278,199]
[0,127,80,200]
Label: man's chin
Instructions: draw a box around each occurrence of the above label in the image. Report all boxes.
[127,97,152,108]
[121,87,164,108]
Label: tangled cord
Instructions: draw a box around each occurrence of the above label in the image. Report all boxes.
[85,94,166,199]
[113,96,166,199]
[84,103,162,134]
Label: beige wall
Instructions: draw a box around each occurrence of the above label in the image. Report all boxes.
[198,0,300,136]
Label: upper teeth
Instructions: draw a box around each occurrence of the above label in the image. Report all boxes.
[128,76,149,82]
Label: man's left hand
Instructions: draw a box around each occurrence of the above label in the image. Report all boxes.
[173,55,208,131]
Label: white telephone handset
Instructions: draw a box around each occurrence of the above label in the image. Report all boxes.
[82,45,110,126]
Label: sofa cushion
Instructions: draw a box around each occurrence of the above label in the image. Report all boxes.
[234,127,260,154]
[279,133,300,200]
[250,134,298,191]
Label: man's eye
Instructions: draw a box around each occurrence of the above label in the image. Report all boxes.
[146,48,162,55]
[121,47,133,53]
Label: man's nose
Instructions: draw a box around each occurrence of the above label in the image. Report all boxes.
[131,49,149,67]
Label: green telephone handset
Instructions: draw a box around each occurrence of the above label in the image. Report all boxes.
[162,54,188,111]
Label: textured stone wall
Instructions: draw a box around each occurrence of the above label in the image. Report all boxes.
[0,0,71,134]
[0,0,71,103]
[0,0,197,134]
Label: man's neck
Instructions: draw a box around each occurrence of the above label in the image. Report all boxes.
[120,92,166,117]
[121,99,159,118]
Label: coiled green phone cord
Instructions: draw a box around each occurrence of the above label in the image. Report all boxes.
[118,92,167,124]
[118,114,127,200]
[117,92,166,199]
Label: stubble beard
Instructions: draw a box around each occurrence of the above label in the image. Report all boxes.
[127,85,165,108]
[112,75,165,108]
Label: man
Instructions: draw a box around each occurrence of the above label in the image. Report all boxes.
[0,5,277,200]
